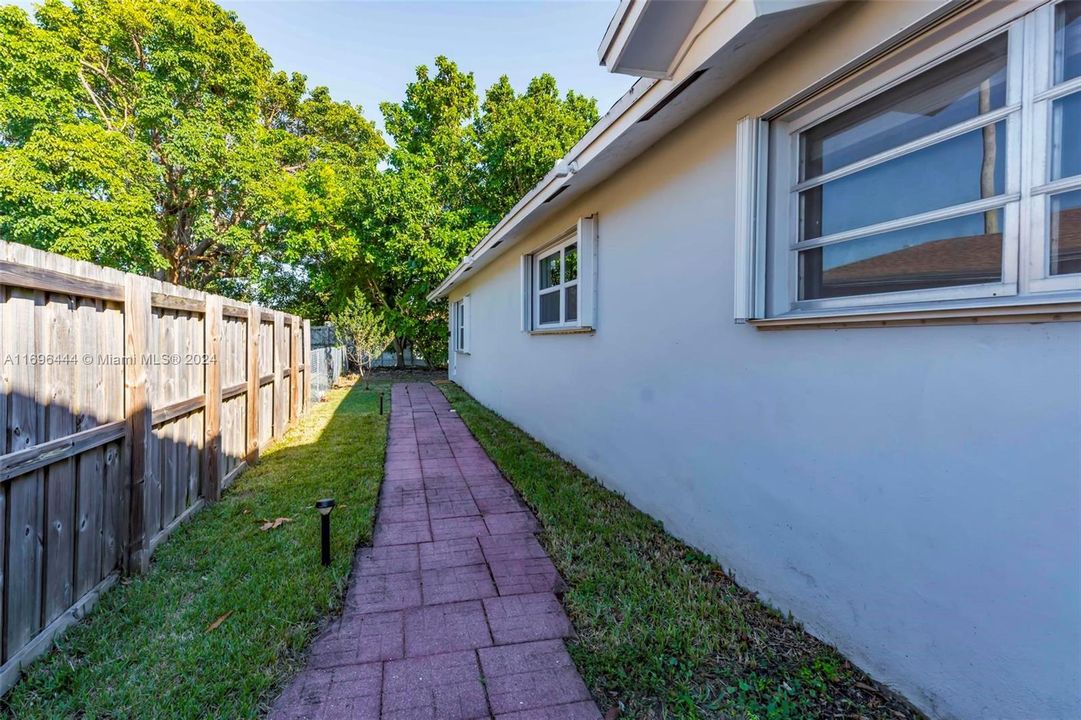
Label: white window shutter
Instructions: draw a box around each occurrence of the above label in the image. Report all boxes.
[734,116,766,322]
[462,295,471,352]
[449,300,456,349]
[520,254,532,332]
[577,215,597,329]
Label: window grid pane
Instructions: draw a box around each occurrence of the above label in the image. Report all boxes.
[800,35,1008,181]
[800,121,1007,241]
[564,244,578,282]
[565,284,578,321]
[1052,90,1081,181]
[1056,1,1081,83]
[539,251,561,290]
[1051,188,1081,275]
[538,290,560,324]
[799,210,1004,300]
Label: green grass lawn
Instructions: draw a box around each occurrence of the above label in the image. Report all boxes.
[4,379,387,720]
[439,382,923,720]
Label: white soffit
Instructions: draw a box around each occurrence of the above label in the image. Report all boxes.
[429,0,838,301]
[599,0,710,79]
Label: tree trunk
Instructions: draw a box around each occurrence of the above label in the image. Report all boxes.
[394,338,406,369]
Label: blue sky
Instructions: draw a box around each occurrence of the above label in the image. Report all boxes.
[220,1,633,131]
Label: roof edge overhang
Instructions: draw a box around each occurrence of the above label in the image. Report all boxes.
[429,0,842,302]
[598,0,711,79]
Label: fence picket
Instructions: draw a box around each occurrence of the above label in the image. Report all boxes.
[43,272,77,625]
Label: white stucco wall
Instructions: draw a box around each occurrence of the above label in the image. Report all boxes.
[447,4,1081,719]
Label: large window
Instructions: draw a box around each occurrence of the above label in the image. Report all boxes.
[797,33,1011,303]
[521,216,597,332]
[741,1,1081,321]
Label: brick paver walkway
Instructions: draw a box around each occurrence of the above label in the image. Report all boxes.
[270,383,602,720]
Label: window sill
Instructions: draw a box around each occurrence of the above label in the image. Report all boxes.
[528,325,595,336]
[454,349,470,355]
[749,297,1081,330]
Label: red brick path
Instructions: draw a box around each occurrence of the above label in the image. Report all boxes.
[269,383,601,720]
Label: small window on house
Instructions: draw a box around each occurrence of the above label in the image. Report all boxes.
[452,297,469,352]
[735,2,1081,322]
[535,240,579,327]
[522,217,596,332]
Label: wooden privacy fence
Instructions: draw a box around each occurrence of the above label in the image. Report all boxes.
[0,241,312,694]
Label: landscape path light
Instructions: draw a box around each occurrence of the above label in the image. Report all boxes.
[315,498,335,567]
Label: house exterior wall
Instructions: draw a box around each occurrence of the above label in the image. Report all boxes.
[447,3,1081,719]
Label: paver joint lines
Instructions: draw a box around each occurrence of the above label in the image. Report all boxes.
[270,382,601,720]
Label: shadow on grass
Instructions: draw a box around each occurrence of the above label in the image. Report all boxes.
[2,379,390,720]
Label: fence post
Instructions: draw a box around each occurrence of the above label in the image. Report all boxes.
[289,317,300,424]
[203,295,222,502]
[302,319,311,413]
[246,303,260,464]
[123,275,152,575]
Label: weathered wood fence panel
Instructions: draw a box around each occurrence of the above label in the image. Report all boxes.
[0,241,313,695]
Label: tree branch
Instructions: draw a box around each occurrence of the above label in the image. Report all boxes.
[76,69,114,131]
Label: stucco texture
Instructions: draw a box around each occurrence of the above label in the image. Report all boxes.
[447,3,1081,719]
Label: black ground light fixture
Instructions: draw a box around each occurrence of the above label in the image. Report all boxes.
[379,391,384,415]
[316,498,336,566]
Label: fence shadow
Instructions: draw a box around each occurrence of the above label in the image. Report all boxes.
[0,386,262,688]
[1,378,386,715]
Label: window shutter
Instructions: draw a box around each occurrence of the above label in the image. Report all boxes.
[577,215,597,329]
[520,254,532,332]
[450,300,456,350]
[462,295,471,352]
[734,116,766,322]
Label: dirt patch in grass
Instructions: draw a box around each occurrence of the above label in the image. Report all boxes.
[439,381,924,720]
[3,380,388,720]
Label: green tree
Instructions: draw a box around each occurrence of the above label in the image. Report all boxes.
[248,74,386,314]
[350,57,598,367]
[0,0,384,302]
[351,57,480,367]
[329,288,392,376]
[0,0,598,355]
[472,73,599,221]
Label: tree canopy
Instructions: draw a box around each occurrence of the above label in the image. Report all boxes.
[0,0,385,298]
[0,1,600,366]
[357,57,598,365]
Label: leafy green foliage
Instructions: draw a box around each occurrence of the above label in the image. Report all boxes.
[329,288,392,374]
[0,1,599,354]
[349,57,599,366]
[0,0,384,299]
[473,73,598,221]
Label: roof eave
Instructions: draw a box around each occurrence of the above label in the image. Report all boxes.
[430,0,843,302]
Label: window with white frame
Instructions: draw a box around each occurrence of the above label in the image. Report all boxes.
[521,216,597,331]
[452,296,469,352]
[736,1,1081,321]
[535,234,579,327]
[1032,0,1081,286]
